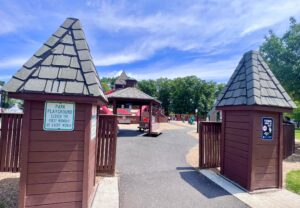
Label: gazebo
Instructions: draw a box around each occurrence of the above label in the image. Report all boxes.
[106,87,161,135]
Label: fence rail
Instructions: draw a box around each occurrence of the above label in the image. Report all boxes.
[96,114,118,175]
[199,122,221,168]
[0,113,23,172]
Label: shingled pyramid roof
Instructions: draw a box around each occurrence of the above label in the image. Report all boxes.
[107,87,161,104]
[216,50,296,109]
[115,71,134,85]
[3,18,107,102]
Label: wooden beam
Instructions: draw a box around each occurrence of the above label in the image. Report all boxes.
[278,112,283,188]
[216,105,293,113]
[139,105,142,122]
[18,101,31,208]
[149,102,152,134]
[113,100,117,115]
[8,92,107,106]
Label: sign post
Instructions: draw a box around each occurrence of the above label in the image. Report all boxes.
[195,109,199,133]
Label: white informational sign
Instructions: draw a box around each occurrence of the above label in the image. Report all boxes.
[152,115,156,123]
[91,114,97,139]
[90,106,97,139]
[43,102,75,131]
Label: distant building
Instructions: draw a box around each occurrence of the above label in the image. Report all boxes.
[114,71,137,89]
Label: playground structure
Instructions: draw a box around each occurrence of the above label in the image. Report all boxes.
[107,87,162,135]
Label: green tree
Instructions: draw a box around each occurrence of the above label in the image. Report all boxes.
[169,76,218,116]
[100,77,117,90]
[156,78,172,115]
[137,80,158,97]
[260,17,300,100]
[101,82,110,93]
[288,101,300,127]
[101,75,224,117]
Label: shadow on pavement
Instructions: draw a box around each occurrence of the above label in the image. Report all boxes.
[176,167,232,199]
[118,129,146,137]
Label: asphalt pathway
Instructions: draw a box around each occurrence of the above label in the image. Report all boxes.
[116,124,248,208]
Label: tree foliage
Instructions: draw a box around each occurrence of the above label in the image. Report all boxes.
[260,17,300,101]
[100,77,117,92]
[288,101,300,127]
[260,17,300,124]
[137,76,224,116]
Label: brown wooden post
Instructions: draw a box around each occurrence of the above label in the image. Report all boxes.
[220,111,225,175]
[247,111,255,191]
[196,114,199,133]
[139,105,142,122]
[278,112,283,188]
[18,101,31,208]
[149,102,152,135]
[199,121,203,168]
[113,100,117,115]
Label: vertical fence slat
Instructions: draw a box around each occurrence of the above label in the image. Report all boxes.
[1,115,8,171]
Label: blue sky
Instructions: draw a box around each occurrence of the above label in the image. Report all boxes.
[1,0,300,83]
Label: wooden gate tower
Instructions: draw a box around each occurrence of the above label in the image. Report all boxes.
[3,18,107,208]
[216,51,296,191]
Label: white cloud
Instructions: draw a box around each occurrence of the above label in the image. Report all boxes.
[0,2,36,35]
[0,75,12,81]
[240,1,300,36]
[0,57,27,69]
[94,53,144,66]
[1,0,300,83]
[85,0,300,65]
[100,56,240,82]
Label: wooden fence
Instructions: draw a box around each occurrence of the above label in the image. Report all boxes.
[0,113,119,175]
[199,122,222,168]
[0,113,22,172]
[283,123,295,159]
[96,114,118,175]
[199,122,296,169]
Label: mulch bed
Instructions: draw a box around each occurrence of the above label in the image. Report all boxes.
[0,173,19,208]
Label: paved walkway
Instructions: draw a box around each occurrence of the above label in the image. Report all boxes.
[116,124,247,208]
[92,177,119,208]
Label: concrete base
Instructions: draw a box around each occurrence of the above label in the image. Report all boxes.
[92,177,119,208]
[199,169,300,208]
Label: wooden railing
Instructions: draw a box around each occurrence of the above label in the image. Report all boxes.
[96,114,118,175]
[0,113,23,172]
[199,122,221,168]
[283,123,295,159]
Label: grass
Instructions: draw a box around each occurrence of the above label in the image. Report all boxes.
[296,128,300,141]
[286,170,300,195]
